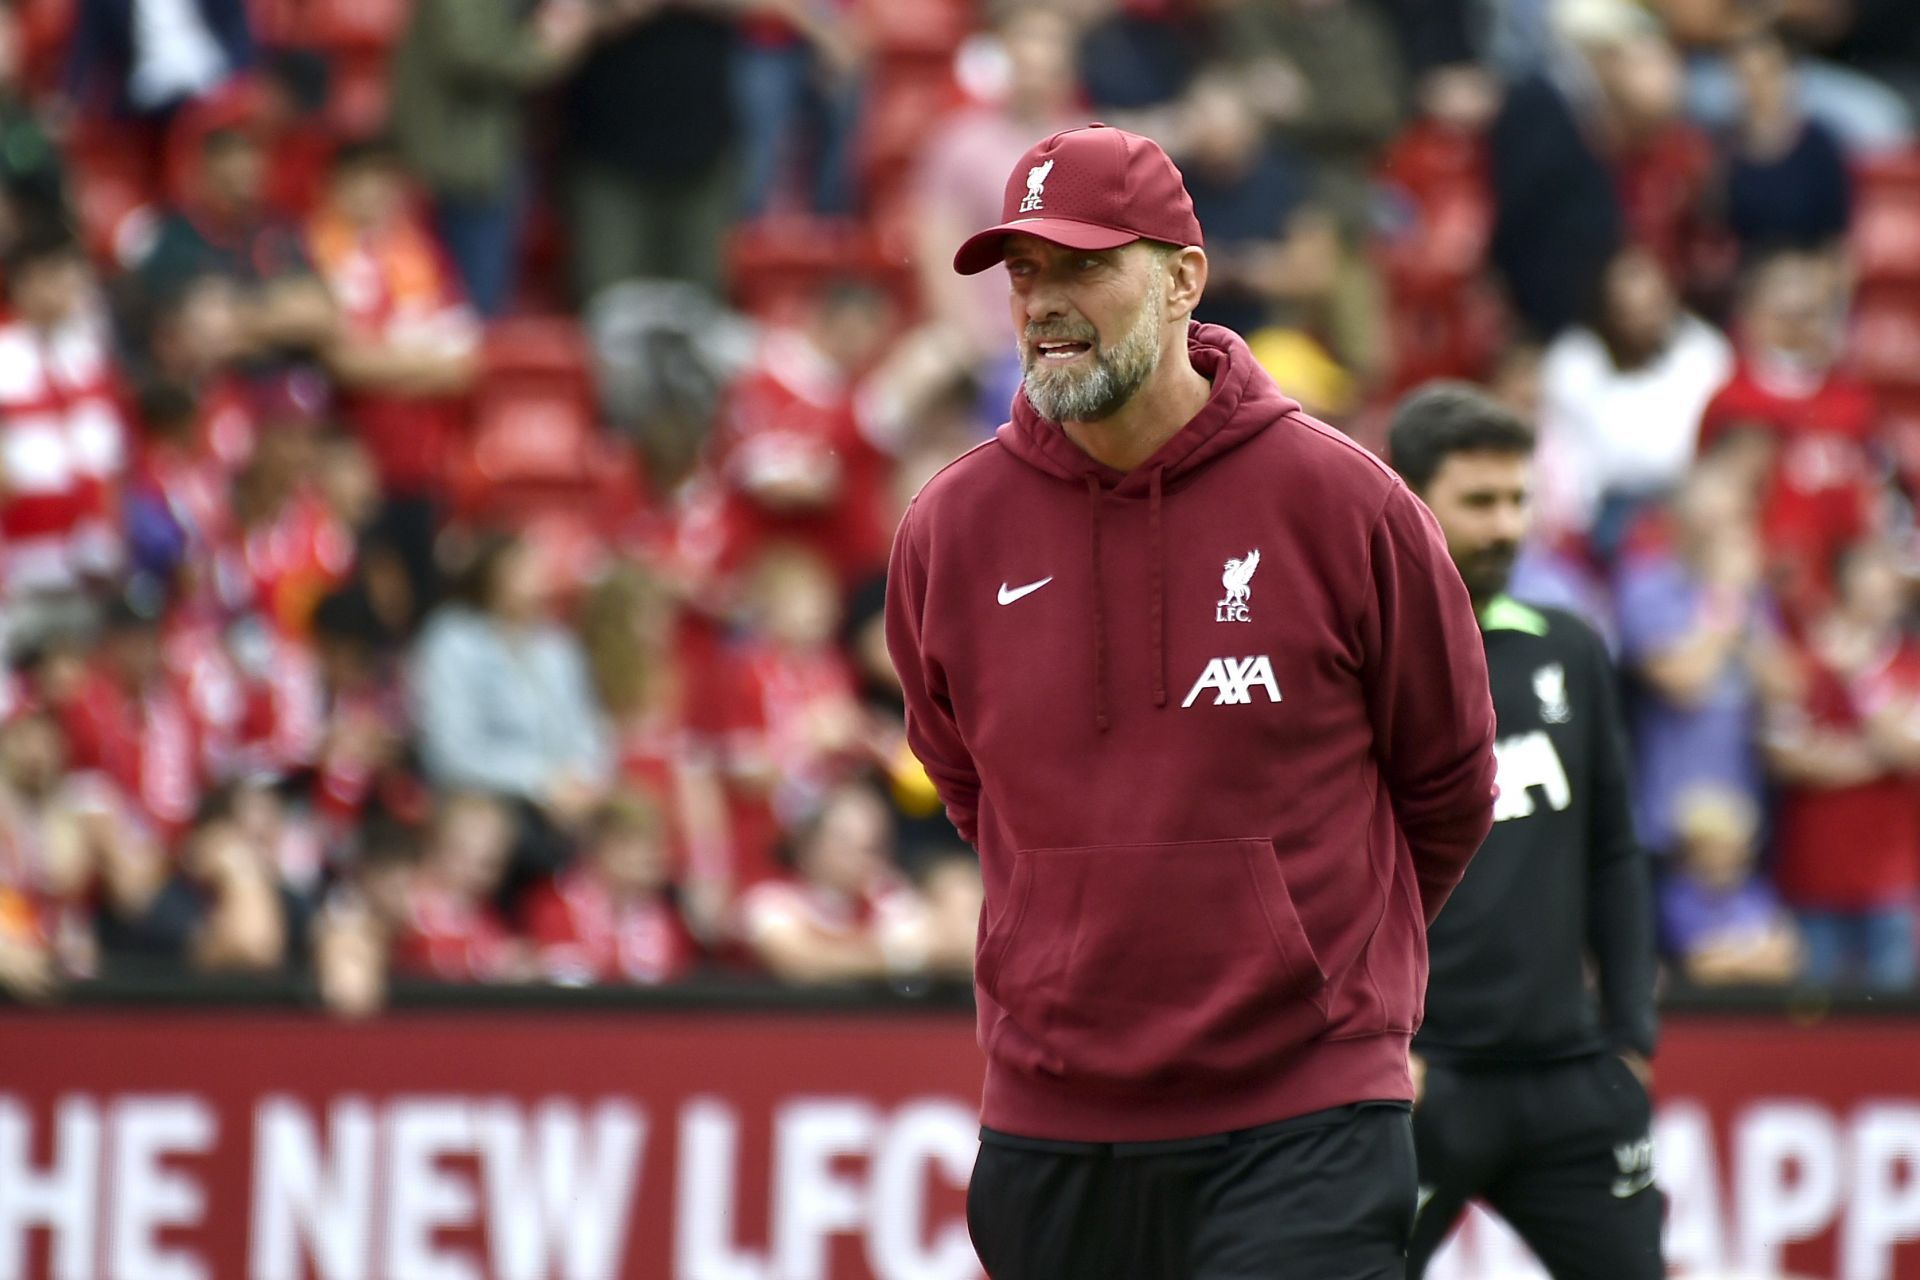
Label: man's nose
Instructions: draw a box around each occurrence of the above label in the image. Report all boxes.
[1491,501,1529,543]
[1021,279,1070,328]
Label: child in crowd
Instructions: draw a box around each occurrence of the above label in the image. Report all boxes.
[389,791,530,983]
[739,778,935,985]
[314,818,418,1018]
[526,789,698,986]
[722,543,866,891]
[1660,785,1802,985]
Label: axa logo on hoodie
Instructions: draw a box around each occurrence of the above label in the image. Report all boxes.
[1182,656,1283,708]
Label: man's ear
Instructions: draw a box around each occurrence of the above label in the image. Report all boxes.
[1165,247,1208,322]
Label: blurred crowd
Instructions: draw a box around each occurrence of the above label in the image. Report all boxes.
[0,0,1917,1011]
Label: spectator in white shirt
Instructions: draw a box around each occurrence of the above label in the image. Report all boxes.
[1534,243,1733,557]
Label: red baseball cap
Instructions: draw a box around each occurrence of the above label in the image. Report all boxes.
[952,124,1205,276]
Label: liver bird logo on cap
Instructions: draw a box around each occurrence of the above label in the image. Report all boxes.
[1020,159,1054,213]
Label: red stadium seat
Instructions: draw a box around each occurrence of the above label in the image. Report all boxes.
[63,124,161,265]
[512,197,570,316]
[259,0,405,51]
[482,316,595,386]
[1852,148,1920,284]
[726,217,913,322]
[471,387,595,486]
[326,52,392,136]
[517,507,618,596]
[248,0,299,45]
[1853,287,1920,390]
[452,316,636,523]
[858,68,962,215]
[1855,197,1920,286]
[16,0,76,97]
[1855,147,1920,199]
[865,0,971,59]
[1877,386,1920,490]
[454,405,640,558]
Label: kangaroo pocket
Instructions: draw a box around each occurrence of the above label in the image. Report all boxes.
[976,838,1329,1090]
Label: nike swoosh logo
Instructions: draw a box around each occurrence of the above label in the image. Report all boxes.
[998,577,1054,606]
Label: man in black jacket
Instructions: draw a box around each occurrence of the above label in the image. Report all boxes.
[1388,382,1663,1279]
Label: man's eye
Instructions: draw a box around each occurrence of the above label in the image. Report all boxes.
[1078,257,1103,271]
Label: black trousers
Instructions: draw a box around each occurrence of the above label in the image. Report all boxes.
[967,1102,1417,1280]
[1408,1054,1665,1280]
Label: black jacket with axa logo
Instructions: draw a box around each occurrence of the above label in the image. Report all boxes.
[1415,597,1659,1065]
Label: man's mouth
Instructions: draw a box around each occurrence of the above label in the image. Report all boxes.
[1476,548,1517,577]
[1033,339,1094,363]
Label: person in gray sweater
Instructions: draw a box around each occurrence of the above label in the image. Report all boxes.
[411,531,610,893]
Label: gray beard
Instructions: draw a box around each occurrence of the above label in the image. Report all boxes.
[1021,281,1164,423]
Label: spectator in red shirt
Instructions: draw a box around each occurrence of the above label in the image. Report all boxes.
[1698,247,1882,624]
[738,777,938,984]
[308,137,479,619]
[1764,539,1920,989]
[706,279,900,588]
[391,791,530,982]
[57,590,210,841]
[720,543,866,892]
[307,587,408,836]
[0,223,130,611]
[527,789,698,986]
[579,560,732,937]
[123,382,232,602]
[223,417,354,636]
[136,272,258,469]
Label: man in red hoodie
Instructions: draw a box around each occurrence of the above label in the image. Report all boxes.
[886,124,1498,1279]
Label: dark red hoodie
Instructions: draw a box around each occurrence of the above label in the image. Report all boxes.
[886,324,1496,1142]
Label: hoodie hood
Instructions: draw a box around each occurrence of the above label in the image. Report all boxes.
[996,322,1301,493]
[992,323,1303,731]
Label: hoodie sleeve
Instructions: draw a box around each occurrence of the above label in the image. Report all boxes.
[1360,484,1498,924]
[885,501,982,846]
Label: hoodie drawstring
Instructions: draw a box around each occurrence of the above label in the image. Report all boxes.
[1085,474,1110,733]
[1085,468,1167,731]
[1149,465,1167,709]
